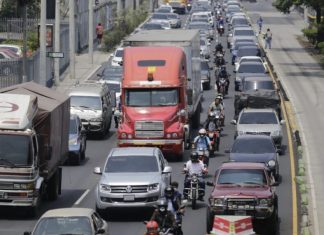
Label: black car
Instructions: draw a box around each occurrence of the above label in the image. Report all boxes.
[229,135,279,180]
[69,114,87,165]
[201,59,211,90]
[241,75,274,92]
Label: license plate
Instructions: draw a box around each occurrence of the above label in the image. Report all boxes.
[235,210,246,216]
[123,195,135,201]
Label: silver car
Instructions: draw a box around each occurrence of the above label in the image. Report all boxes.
[94,147,172,214]
[227,26,256,49]
[232,108,285,151]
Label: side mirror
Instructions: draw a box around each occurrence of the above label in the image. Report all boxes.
[97,73,103,77]
[97,228,105,234]
[187,89,193,105]
[206,181,215,186]
[24,232,31,235]
[163,166,172,174]
[280,120,286,125]
[230,119,237,125]
[45,146,52,160]
[94,167,102,175]
[179,109,186,117]
[271,181,279,187]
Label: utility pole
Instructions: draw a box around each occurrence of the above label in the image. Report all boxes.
[89,0,94,64]
[69,0,76,81]
[22,3,28,83]
[40,0,46,85]
[54,0,61,85]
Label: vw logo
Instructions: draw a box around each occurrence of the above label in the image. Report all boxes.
[125,185,132,193]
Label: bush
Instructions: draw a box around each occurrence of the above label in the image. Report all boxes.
[318,42,324,54]
[302,28,318,44]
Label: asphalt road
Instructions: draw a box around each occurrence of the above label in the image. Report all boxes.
[0,6,293,235]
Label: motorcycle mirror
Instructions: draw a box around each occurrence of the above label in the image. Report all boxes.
[230,120,237,125]
[206,181,215,187]
[182,199,188,206]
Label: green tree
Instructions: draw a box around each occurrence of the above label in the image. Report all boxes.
[0,0,40,18]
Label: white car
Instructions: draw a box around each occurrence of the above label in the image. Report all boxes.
[150,19,171,30]
[235,56,267,72]
[111,47,124,66]
[0,44,22,57]
[191,12,214,27]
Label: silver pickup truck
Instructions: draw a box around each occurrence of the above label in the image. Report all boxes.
[94,147,172,215]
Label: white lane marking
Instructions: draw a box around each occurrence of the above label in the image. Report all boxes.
[74,189,90,205]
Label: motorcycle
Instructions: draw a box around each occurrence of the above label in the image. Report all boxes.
[192,142,210,167]
[214,52,225,67]
[219,77,228,96]
[206,116,221,156]
[183,173,205,210]
[217,24,224,36]
[143,221,174,235]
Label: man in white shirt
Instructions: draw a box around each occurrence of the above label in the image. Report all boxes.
[183,152,207,201]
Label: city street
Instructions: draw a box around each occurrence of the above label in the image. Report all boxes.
[0,2,296,235]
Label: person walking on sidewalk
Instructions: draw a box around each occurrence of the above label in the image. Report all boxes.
[96,23,104,45]
[257,16,263,33]
[264,28,273,49]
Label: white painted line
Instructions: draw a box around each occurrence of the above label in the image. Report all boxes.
[74,189,90,205]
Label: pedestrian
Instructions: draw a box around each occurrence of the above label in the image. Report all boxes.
[264,28,272,49]
[257,16,263,33]
[96,23,104,45]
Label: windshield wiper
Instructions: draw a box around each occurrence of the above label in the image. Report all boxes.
[0,158,16,167]
[219,182,242,187]
[242,181,264,186]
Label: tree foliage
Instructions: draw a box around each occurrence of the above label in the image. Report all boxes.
[0,0,40,18]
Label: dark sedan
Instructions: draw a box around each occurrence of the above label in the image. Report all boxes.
[235,61,267,91]
[69,114,87,165]
[229,135,279,180]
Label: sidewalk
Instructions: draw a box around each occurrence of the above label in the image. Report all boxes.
[54,49,111,94]
[245,2,324,235]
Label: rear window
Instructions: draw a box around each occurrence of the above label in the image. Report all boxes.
[138,60,166,66]
[234,29,254,36]
[238,63,265,73]
[152,14,168,19]
[237,48,261,57]
[239,112,278,124]
[232,138,276,153]
[243,80,274,91]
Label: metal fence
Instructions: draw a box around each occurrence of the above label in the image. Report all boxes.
[0,1,115,89]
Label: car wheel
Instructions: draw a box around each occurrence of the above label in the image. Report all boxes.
[96,205,106,218]
[206,207,214,233]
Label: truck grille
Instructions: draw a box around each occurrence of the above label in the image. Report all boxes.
[110,185,149,193]
[135,121,164,138]
[0,183,13,190]
[227,198,256,210]
[246,132,271,136]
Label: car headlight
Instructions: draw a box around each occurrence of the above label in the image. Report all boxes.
[237,131,245,135]
[213,198,225,206]
[69,137,78,145]
[127,134,132,139]
[121,133,127,139]
[166,133,171,139]
[148,183,159,191]
[100,184,111,192]
[268,160,276,168]
[272,130,282,136]
[258,198,272,206]
[172,133,178,138]
[91,117,103,122]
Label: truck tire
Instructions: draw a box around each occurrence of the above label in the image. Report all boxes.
[206,207,214,234]
[48,170,59,201]
[265,209,278,235]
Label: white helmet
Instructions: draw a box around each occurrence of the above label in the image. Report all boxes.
[199,128,207,135]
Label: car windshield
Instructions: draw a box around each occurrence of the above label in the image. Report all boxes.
[157,8,171,13]
[232,138,276,153]
[142,23,163,30]
[69,119,78,134]
[168,14,178,19]
[188,23,210,30]
[70,96,102,110]
[234,29,254,36]
[217,169,267,185]
[152,14,168,20]
[238,63,265,73]
[0,134,32,166]
[234,43,255,51]
[192,18,209,23]
[232,18,248,25]
[33,217,92,235]
[228,6,241,12]
[239,112,278,124]
[107,83,121,93]
[102,69,122,81]
[105,155,159,173]
[243,80,274,90]
[125,88,179,107]
[115,49,123,57]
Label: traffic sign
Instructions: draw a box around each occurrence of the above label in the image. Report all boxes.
[47,52,64,58]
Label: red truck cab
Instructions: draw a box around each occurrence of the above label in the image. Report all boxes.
[117,46,190,159]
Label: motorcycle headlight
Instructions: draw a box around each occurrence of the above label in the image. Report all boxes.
[69,137,78,145]
[148,183,159,191]
[267,160,276,168]
[100,184,111,192]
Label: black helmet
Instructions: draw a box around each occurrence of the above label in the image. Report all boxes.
[157,199,168,214]
[165,186,174,199]
[190,152,199,162]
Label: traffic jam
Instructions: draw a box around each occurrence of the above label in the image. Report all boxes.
[0,0,291,235]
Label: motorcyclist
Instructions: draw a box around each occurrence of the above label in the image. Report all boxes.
[151,199,177,233]
[215,42,224,54]
[217,17,225,34]
[165,186,184,235]
[183,152,207,201]
[144,221,159,235]
[216,66,230,94]
[208,97,225,126]
[204,111,220,132]
[193,128,212,151]
[171,181,182,202]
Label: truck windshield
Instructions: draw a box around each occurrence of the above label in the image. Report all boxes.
[0,134,32,166]
[125,88,179,107]
[70,96,102,110]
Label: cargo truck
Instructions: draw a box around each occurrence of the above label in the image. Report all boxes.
[0,82,69,216]
[119,30,202,159]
